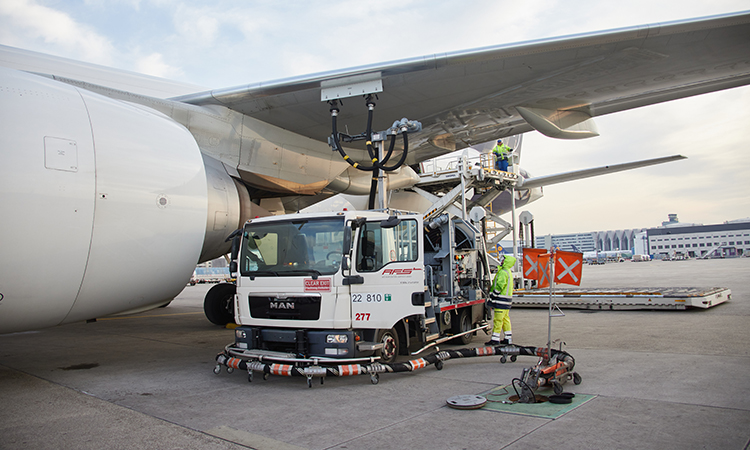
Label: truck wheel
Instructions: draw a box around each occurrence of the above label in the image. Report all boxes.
[378,328,399,364]
[451,310,473,345]
[204,283,236,325]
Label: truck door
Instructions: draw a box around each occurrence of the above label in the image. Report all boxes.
[347,217,424,330]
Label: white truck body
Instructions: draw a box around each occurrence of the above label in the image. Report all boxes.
[231,209,490,362]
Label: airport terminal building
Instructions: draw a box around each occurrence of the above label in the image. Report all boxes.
[647,221,750,259]
[534,216,750,259]
[535,229,645,254]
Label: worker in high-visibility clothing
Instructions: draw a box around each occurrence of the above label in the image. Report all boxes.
[492,139,512,171]
[486,254,516,345]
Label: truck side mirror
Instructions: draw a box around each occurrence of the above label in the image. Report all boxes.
[226,233,241,277]
[342,254,351,271]
[343,225,351,252]
[343,219,360,271]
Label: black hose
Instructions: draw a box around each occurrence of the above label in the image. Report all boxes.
[328,99,411,187]
[217,344,575,381]
[331,109,377,172]
[367,168,378,209]
[365,101,376,160]
[378,132,409,172]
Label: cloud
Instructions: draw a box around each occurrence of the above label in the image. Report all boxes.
[0,0,114,64]
[172,4,220,47]
[135,51,183,78]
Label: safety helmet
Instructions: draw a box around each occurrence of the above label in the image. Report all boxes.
[497,139,502,144]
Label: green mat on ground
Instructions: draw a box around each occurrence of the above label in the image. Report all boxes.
[478,385,597,419]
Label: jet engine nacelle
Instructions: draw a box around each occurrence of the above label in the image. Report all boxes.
[0,67,209,333]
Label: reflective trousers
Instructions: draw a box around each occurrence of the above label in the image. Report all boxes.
[492,308,511,334]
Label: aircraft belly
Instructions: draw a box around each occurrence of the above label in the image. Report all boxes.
[0,68,95,333]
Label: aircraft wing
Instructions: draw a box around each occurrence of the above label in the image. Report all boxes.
[174,11,750,164]
[518,155,687,189]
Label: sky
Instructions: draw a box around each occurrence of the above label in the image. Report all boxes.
[1,0,749,236]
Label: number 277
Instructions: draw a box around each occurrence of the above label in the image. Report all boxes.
[355,313,370,321]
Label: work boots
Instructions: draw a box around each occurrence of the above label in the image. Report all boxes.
[484,338,512,346]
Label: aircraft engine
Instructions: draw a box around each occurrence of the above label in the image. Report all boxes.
[0,67,209,333]
[199,155,256,263]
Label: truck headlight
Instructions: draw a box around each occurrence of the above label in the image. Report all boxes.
[326,334,349,344]
[235,329,247,339]
[325,348,349,356]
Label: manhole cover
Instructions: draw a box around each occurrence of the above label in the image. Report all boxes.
[446,395,487,410]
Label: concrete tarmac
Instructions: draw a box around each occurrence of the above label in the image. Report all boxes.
[1,258,749,449]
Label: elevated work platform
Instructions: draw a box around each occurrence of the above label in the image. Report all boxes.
[416,153,517,196]
[417,165,517,193]
[514,287,731,310]
[411,152,517,240]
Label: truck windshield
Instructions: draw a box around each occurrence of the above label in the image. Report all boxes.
[239,217,344,277]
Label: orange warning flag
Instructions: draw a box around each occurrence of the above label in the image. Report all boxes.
[554,251,584,286]
[522,248,547,280]
[537,253,553,288]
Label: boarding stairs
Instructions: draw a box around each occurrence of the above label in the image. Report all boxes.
[700,242,728,259]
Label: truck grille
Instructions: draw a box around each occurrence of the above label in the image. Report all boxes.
[248,295,322,320]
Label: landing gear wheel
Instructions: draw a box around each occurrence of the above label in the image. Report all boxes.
[307,376,313,388]
[370,373,379,385]
[377,328,399,364]
[500,355,507,364]
[263,372,270,381]
[552,380,563,395]
[510,355,517,362]
[203,283,236,325]
[213,365,221,375]
[435,361,444,371]
[573,372,582,385]
[248,371,253,383]
[451,309,473,345]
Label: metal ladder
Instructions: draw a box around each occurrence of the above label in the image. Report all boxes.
[422,293,440,342]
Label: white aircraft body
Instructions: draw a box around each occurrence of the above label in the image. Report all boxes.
[1,11,749,334]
